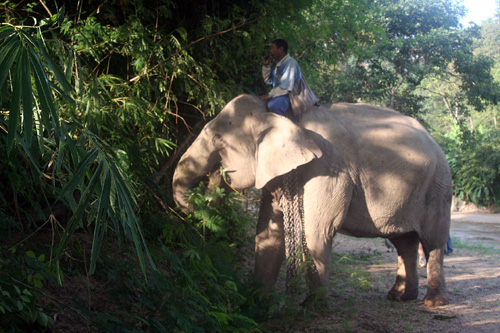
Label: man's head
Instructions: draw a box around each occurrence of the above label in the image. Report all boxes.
[270,39,288,61]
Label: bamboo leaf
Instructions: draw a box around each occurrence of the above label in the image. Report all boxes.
[0,32,18,62]
[65,132,82,172]
[22,29,74,100]
[58,148,99,201]
[114,177,148,275]
[29,50,53,134]
[32,96,45,153]
[55,133,69,177]
[89,168,112,274]
[14,133,42,177]
[57,161,104,259]
[7,47,23,154]
[34,32,73,94]
[63,46,74,82]
[50,82,76,108]
[106,157,155,274]
[0,26,15,41]
[108,209,124,247]
[20,46,34,146]
[28,46,61,137]
[0,34,21,91]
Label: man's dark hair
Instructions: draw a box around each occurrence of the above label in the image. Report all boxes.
[273,39,288,53]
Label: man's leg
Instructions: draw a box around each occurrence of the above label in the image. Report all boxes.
[267,95,290,116]
[446,234,453,254]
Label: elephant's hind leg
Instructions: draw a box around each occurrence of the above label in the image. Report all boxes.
[422,246,448,306]
[387,233,420,301]
[421,174,451,306]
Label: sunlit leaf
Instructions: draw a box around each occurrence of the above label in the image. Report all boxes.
[0,34,21,91]
[7,46,23,154]
[28,46,61,137]
[0,25,15,41]
[20,46,33,146]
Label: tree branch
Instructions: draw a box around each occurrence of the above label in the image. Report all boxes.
[127,16,262,84]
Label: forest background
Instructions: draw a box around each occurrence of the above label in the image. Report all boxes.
[0,0,499,331]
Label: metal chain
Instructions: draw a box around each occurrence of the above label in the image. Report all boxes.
[282,173,301,292]
[282,172,318,292]
[258,171,318,293]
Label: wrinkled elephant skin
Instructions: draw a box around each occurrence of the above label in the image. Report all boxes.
[172,94,452,307]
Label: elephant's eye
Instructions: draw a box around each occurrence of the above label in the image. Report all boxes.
[213,134,224,148]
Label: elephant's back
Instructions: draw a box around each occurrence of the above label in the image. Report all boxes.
[303,102,451,234]
[320,102,447,174]
[302,103,437,151]
[325,103,423,130]
[320,103,451,233]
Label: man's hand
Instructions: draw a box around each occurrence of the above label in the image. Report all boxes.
[263,55,271,66]
[260,94,271,100]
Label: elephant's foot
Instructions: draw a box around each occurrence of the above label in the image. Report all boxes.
[387,286,418,301]
[423,290,449,306]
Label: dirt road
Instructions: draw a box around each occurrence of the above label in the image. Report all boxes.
[451,212,500,248]
[265,213,500,332]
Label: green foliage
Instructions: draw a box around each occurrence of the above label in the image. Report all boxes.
[0,9,157,278]
[312,0,499,120]
[186,181,254,243]
[440,123,500,206]
[0,251,55,330]
[475,19,500,82]
[330,251,374,293]
[55,132,156,276]
[85,249,258,332]
[59,183,259,331]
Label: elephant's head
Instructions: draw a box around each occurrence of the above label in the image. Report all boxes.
[172,94,322,211]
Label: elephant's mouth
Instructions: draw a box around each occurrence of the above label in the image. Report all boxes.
[222,170,233,185]
[207,168,233,193]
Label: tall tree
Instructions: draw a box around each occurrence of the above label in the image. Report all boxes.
[312,0,499,119]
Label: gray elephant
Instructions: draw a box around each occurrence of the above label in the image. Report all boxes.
[172,94,452,307]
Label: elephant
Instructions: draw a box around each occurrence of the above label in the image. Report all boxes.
[172,94,452,307]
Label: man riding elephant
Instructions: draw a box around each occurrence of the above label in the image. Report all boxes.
[260,39,319,118]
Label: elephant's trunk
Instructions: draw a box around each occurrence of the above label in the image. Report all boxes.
[172,129,220,212]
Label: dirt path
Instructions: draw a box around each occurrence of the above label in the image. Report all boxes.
[263,230,500,332]
[451,212,500,224]
[451,212,500,248]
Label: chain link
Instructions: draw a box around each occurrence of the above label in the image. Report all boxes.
[282,173,300,292]
[282,172,318,292]
[257,171,318,293]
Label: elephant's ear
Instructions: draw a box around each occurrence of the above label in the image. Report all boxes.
[255,113,322,189]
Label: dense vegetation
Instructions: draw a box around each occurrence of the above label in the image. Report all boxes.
[0,0,499,330]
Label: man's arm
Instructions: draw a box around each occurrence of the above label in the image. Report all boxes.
[268,87,289,97]
[262,64,272,84]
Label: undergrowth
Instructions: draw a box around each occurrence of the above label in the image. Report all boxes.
[0,182,261,331]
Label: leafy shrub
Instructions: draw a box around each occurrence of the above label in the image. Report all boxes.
[441,124,500,206]
[57,182,259,331]
[0,251,55,330]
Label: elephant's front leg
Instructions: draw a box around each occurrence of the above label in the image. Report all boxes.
[303,231,333,293]
[302,172,352,296]
[387,233,420,301]
[254,189,285,292]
